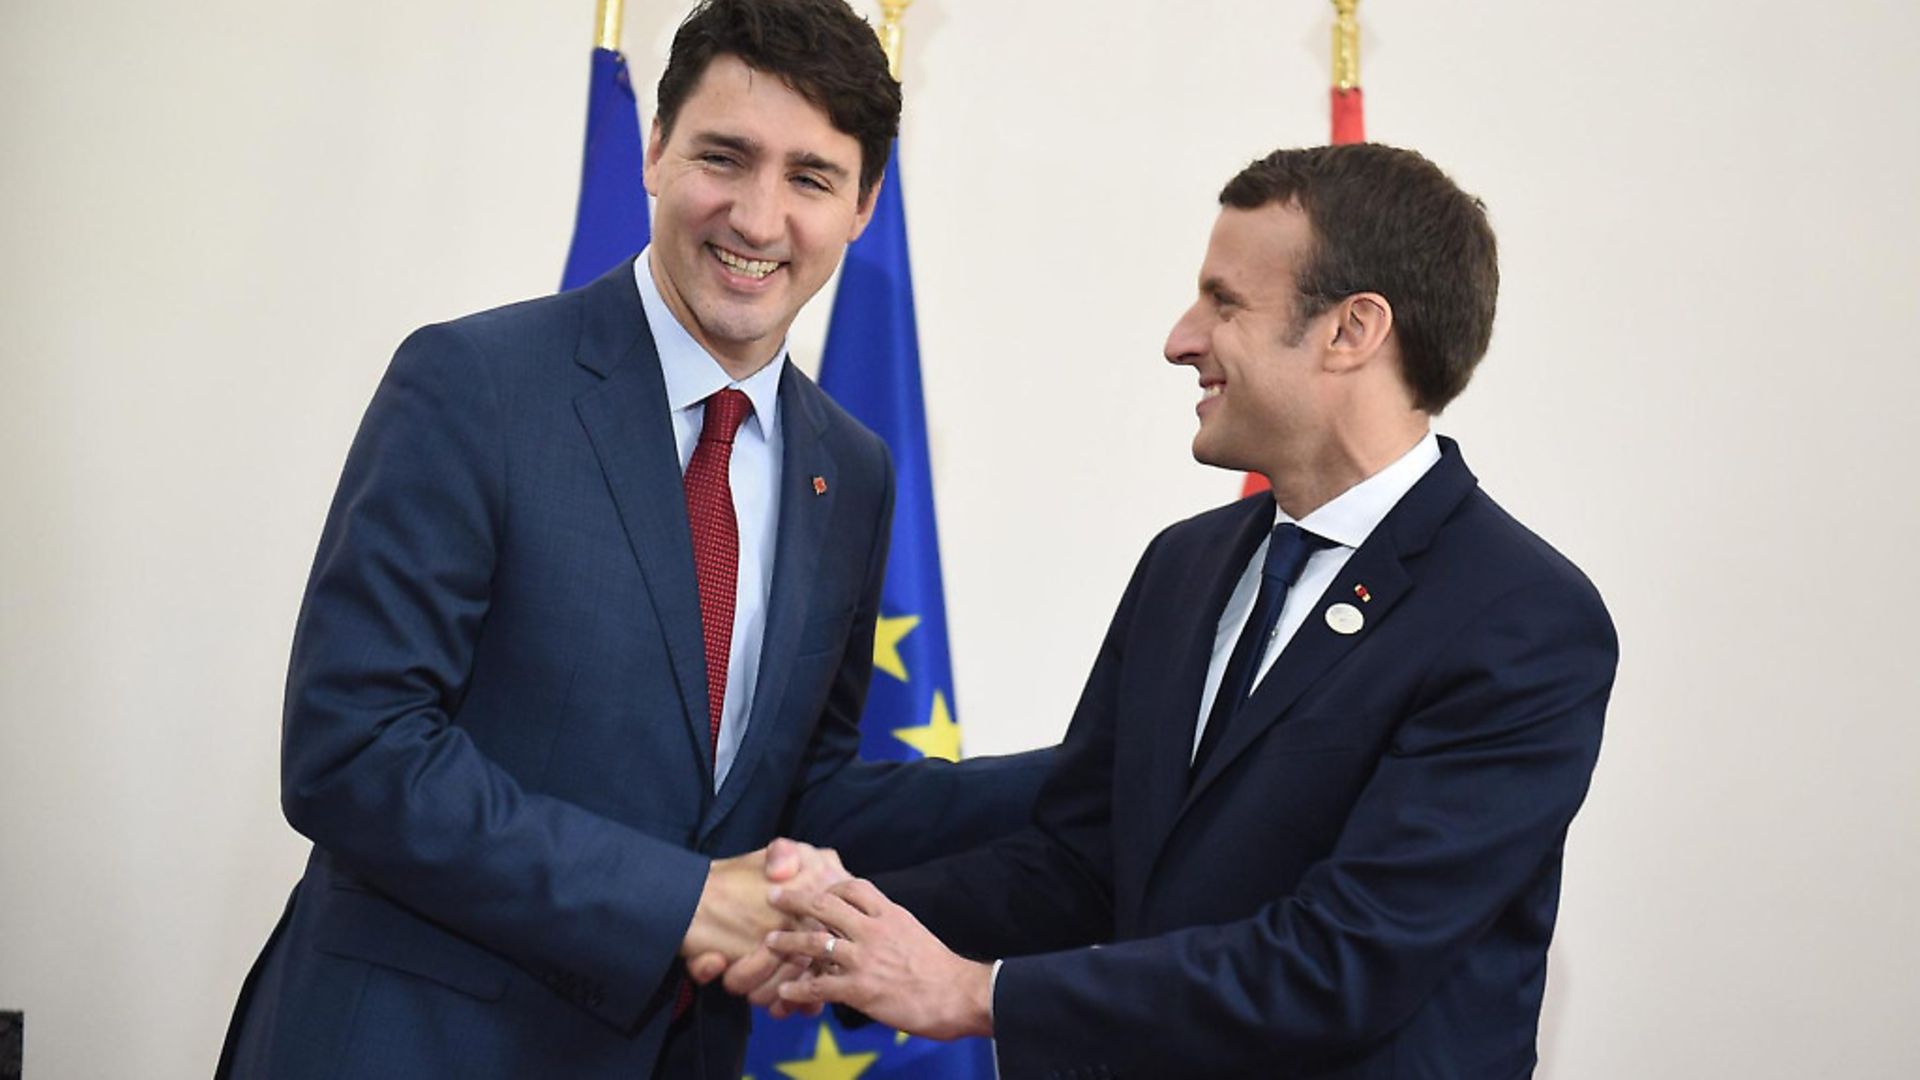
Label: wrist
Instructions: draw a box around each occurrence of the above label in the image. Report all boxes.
[961,959,995,1038]
[678,857,722,958]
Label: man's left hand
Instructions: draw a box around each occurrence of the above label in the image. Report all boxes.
[765,878,994,1041]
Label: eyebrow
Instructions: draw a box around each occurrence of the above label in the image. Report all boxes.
[688,132,851,182]
[690,131,758,157]
[1201,276,1244,307]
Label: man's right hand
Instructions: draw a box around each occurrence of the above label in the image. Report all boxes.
[680,839,847,980]
[680,848,780,963]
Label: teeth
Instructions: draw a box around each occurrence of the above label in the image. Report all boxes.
[713,246,779,279]
[1202,385,1223,399]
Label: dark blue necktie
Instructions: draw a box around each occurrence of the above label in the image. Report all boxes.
[1191,523,1328,778]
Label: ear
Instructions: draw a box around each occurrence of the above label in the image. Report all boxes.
[847,169,884,243]
[1325,292,1393,373]
[643,119,665,197]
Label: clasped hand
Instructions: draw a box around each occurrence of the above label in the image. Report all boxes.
[678,838,850,1014]
[761,877,995,1040]
[681,844,993,1038]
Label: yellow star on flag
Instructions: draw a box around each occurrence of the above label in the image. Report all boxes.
[893,689,961,762]
[872,613,920,682]
[773,1022,880,1080]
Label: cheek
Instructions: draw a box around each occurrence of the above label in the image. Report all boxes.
[1220,341,1289,419]
[798,207,859,256]
[660,183,727,233]
[1215,328,1256,383]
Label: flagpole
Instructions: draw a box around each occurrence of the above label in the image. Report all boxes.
[596,0,625,51]
[1332,0,1360,92]
[877,0,912,80]
[1329,0,1366,144]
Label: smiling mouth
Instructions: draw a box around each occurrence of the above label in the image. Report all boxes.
[1201,384,1223,401]
[710,244,782,280]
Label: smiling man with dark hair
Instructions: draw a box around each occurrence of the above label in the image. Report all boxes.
[768,144,1617,1080]
[214,2,1048,1077]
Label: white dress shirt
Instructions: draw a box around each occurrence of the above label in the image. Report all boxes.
[634,251,786,789]
[1190,432,1442,761]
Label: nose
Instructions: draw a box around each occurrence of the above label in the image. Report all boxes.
[1165,302,1206,367]
[728,172,782,251]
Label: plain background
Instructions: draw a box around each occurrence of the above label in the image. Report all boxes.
[4,1,1918,1076]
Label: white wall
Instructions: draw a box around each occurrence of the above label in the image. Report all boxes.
[4,1,1917,1076]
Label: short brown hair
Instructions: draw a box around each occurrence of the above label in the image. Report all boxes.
[1221,144,1499,413]
[656,0,900,199]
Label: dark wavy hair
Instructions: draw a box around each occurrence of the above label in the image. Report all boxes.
[1221,144,1500,414]
[656,0,900,199]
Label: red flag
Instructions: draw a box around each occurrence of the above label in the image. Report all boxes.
[1332,87,1366,144]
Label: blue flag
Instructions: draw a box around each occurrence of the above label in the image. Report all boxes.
[562,47,649,290]
[740,143,994,1078]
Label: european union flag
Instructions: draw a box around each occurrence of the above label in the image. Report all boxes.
[561,47,649,290]
[741,142,994,1078]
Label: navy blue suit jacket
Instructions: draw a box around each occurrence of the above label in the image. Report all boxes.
[877,441,1616,1079]
[220,262,1049,1079]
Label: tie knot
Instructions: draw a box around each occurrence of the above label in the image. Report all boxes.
[1262,523,1328,587]
[698,388,752,446]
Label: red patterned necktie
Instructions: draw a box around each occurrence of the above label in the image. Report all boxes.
[672,389,749,1020]
[684,388,753,762]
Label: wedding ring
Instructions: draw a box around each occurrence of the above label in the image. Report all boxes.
[823,936,837,957]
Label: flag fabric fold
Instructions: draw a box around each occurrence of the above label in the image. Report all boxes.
[562,47,650,291]
[741,141,995,1079]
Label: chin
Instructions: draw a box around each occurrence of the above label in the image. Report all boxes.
[1190,438,1243,474]
[695,307,777,346]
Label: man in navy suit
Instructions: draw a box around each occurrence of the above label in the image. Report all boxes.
[217,2,1047,1077]
[766,144,1619,1078]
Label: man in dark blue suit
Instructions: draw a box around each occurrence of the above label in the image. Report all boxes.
[767,144,1618,1078]
[217,2,1047,1077]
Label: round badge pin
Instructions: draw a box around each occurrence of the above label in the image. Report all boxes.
[1325,603,1364,635]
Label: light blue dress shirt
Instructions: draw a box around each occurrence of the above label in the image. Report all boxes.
[634,250,786,789]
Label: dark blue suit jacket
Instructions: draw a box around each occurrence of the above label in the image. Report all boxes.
[878,441,1616,1079]
[219,262,1049,1079]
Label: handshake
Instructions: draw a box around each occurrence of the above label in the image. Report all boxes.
[676,839,995,1040]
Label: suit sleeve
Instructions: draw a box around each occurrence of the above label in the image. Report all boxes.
[279,324,708,1030]
[865,535,1182,958]
[780,437,1058,874]
[988,576,1617,1078]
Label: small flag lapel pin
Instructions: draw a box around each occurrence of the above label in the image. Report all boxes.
[812,476,828,496]
[1353,584,1371,603]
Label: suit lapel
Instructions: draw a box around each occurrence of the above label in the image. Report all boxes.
[1178,443,1480,817]
[701,367,838,841]
[1135,497,1276,863]
[570,263,715,780]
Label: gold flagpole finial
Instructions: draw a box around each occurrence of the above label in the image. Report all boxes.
[595,0,626,52]
[1331,0,1361,91]
[877,0,913,81]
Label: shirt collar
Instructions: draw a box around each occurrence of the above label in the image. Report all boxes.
[1276,430,1442,550]
[633,248,785,438]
